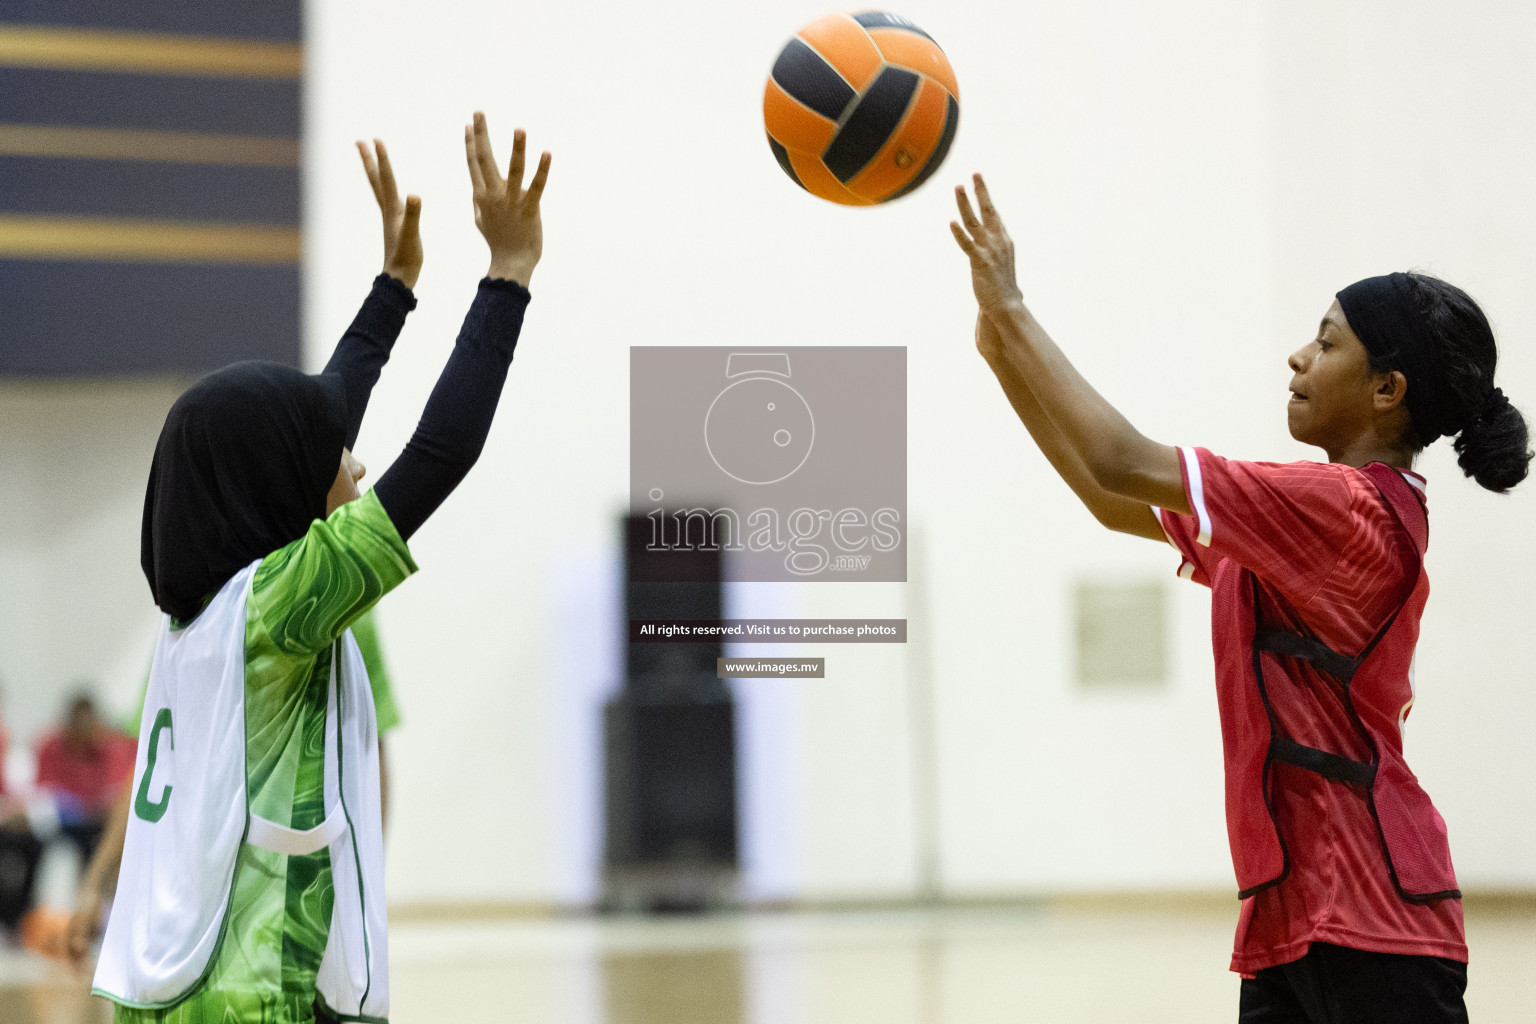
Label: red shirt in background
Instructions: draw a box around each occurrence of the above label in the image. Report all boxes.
[1158,447,1465,974]
[35,728,137,820]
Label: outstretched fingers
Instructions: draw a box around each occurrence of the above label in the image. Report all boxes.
[954,184,982,234]
[464,124,485,193]
[973,173,1000,229]
[507,129,526,192]
[525,150,551,207]
[356,141,384,205]
[374,139,399,207]
[949,220,977,255]
[472,111,501,191]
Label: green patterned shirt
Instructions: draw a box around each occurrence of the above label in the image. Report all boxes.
[346,609,401,735]
[126,608,402,740]
[118,490,415,1024]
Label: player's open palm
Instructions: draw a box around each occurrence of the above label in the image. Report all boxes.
[357,138,423,290]
[464,111,550,287]
[951,173,1023,315]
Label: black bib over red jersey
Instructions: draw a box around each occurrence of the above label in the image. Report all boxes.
[1221,462,1460,904]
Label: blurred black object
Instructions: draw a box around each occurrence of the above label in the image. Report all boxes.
[0,825,43,932]
[603,515,738,912]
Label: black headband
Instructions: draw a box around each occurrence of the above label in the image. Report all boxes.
[1336,272,1451,440]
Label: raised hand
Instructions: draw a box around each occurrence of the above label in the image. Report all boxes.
[464,111,550,286]
[357,138,423,290]
[950,174,1023,315]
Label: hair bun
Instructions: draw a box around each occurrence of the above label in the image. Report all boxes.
[1482,386,1510,416]
[1453,385,1532,492]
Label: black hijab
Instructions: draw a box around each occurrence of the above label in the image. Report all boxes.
[142,361,349,621]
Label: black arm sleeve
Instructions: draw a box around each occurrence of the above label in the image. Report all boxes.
[373,278,530,541]
[324,274,418,449]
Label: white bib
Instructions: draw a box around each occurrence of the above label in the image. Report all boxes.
[94,561,390,1019]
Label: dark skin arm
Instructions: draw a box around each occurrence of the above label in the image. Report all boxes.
[65,781,130,969]
[976,312,1167,540]
[953,174,1190,519]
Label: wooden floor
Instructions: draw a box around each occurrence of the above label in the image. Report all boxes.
[5,901,1533,1022]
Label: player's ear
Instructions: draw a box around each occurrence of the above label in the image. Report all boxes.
[1374,369,1408,414]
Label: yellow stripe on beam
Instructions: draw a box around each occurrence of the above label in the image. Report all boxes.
[0,124,299,166]
[0,215,300,265]
[0,25,301,79]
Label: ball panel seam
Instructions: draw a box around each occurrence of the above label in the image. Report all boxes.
[886,93,959,203]
[795,12,885,93]
[845,74,948,201]
[770,37,855,121]
[763,77,838,154]
[851,11,938,44]
[822,65,920,183]
[865,26,960,100]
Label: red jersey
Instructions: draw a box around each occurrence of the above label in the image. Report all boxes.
[1158,446,1465,974]
[35,728,137,819]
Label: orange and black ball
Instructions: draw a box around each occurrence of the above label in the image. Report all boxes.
[764,11,960,206]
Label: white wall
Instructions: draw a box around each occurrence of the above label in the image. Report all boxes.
[2,0,1532,905]
[0,381,180,744]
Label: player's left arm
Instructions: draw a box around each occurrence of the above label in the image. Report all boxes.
[951,175,1189,514]
[248,493,418,659]
[65,780,131,969]
[321,139,423,450]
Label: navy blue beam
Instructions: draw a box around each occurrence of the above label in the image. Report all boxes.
[0,259,300,375]
[0,67,299,137]
[0,2,300,42]
[0,155,299,225]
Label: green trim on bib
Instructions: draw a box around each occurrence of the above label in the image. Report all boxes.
[93,579,256,1014]
[316,991,389,1024]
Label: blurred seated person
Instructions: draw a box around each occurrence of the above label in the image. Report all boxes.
[34,693,136,866]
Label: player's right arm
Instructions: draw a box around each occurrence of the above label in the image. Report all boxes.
[249,114,549,665]
[952,176,1189,517]
[369,112,549,540]
[976,312,1165,540]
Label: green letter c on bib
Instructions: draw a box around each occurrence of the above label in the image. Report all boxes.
[134,708,174,823]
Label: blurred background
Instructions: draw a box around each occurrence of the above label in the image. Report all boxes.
[1,0,1533,1021]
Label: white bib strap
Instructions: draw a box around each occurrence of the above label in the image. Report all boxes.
[247,804,347,856]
